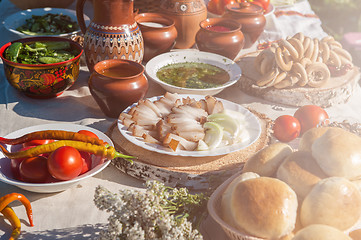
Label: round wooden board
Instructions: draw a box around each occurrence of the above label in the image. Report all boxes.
[238,53,361,108]
[107,109,272,190]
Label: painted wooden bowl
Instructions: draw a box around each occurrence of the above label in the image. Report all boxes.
[0,36,83,98]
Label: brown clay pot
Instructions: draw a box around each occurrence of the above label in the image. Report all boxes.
[223,2,266,48]
[76,0,144,72]
[135,13,178,62]
[195,18,244,60]
[159,0,207,49]
[88,59,148,118]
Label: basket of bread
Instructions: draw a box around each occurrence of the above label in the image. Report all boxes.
[208,126,361,240]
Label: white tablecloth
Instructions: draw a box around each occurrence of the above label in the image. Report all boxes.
[0,0,360,239]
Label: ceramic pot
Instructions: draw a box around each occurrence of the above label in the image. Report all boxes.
[195,18,244,60]
[223,2,266,48]
[135,13,177,62]
[159,0,207,49]
[88,59,148,118]
[76,0,144,72]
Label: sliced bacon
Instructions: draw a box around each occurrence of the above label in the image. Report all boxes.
[164,92,181,102]
[177,131,205,142]
[120,92,227,152]
[163,133,198,151]
[143,99,162,118]
[142,133,161,144]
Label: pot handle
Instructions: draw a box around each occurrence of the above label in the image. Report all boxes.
[76,0,88,34]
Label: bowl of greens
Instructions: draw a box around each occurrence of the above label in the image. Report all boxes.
[3,8,90,39]
[0,36,83,98]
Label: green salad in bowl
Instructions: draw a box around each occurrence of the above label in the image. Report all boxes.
[4,8,90,39]
[16,13,79,36]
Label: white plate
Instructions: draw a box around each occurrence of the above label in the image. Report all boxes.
[3,8,90,38]
[145,50,242,96]
[0,123,112,193]
[117,95,261,157]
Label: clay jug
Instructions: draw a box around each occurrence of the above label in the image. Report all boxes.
[76,0,144,72]
[223,2,266,48]
[196,18,244,60]
[88,59,148,118]
[159,0,207,49]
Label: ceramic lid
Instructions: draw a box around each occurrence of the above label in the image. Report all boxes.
[226,2,264,15]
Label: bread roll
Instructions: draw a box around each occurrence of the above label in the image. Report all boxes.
[300,177,361,231]
[349,229,361,240]
[276,151,328,200]
[279,233,294,240]
[352,178,361,192]
[298,127,330,152]
[221,176,298,239]
[243,142,293,177]
[221,172,260,228]
[311,128,361,179]
[293,224,352,240]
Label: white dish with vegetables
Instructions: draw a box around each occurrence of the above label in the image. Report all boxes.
[0,123,113,193]
[118,93,261,157]
[4,8,90,38]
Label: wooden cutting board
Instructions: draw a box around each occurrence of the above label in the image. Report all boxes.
[238,52,361,108]
[107,109,272,190]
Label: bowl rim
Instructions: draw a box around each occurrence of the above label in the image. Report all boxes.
[93,59,145,80]
[199,18,242,32]
[3,7,89,38]
[0,36,84,67]
[145,50,242,93]
[135,12,175,29]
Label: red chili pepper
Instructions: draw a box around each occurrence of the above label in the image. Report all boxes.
[0,140,134,163]
[0,193,34,228]
[1,205,21,240]
[0,130,106,146]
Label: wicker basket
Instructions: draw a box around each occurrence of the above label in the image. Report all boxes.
[134,0,161,13]
[207,172,266,240]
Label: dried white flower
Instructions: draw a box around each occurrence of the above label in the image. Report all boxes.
[94,181,207,240]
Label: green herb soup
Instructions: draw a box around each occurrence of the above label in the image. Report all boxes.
[156,62,230,89]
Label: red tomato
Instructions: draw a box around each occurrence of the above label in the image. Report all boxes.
[207,0,221,15]
[251,1,264,9]
[23,139,54,147]
[48,146,83,181]
[77,130,99,174]
[78,130,99,139]
[79,151,92,174]
[19,156,52,183]
[208,0,237,15]
[11,146,35,180]
[254,0,270,10]
[273,115,301,142]
[294,105,329,135]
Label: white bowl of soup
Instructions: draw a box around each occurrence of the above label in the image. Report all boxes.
[145,50,242,95]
